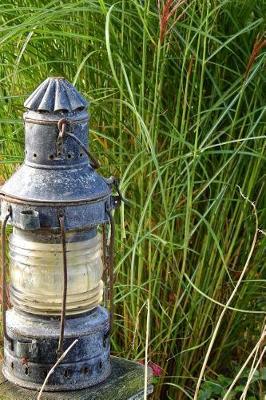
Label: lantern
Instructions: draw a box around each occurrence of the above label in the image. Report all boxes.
[0,77,122,391]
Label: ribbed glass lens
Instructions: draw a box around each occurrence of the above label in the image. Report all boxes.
[9,230,104,315]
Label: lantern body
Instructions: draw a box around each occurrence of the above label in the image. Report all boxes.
[0,78,117,390]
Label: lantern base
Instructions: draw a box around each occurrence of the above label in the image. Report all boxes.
[0,357,153,399]
[3,306,110,391]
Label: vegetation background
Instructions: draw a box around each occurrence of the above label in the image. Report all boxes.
[0,0,265,399]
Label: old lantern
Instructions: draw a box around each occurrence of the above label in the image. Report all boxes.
[0,77,122,390]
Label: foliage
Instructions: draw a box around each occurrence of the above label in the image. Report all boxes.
[199,368,266,399]
[0,0,265,399]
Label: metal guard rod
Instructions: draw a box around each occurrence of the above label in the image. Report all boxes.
[1,209,13,348]
[57,213,68,358]
[102,224,108,307]
[107,210,115,333]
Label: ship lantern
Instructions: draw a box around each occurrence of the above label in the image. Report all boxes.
[0,77,121,391]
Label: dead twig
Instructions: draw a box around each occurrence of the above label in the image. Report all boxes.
[37,339,78,400]
[193,186,259,400]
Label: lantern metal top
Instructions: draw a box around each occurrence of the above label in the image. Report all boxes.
[0,77,119,231]
[24,77,88,113]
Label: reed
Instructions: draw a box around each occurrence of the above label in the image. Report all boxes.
[0,1,265,398]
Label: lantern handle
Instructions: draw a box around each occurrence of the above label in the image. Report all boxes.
[105,176,129,206]
[57,119,100,169]
[1,207,14,349]
[67,132,101,169]
[112,177,129,205]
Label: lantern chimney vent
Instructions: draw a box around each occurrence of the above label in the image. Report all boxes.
[24,77,88,113]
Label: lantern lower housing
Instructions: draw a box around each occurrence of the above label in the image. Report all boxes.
[0,78,119,391]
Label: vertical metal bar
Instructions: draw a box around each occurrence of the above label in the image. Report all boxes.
[106,210,115,332]
[57,214,67,357]
[102,224,107,274]
[102,224,108,307]
[1,209,13,348]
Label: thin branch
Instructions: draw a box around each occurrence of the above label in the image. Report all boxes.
[37,339,78,400]
[193,186,259,399]
[240,345,266,400]
[144,299,151,399]
[223,322,265,399]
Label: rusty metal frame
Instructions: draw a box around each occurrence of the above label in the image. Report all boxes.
[0,193,110,206]
[24,117,88,126]
[106,210,115,332]
[102,224,108,308]
[57,213,68,357]
[1,208,13,348]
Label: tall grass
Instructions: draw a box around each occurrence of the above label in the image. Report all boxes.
[0,1,265,398]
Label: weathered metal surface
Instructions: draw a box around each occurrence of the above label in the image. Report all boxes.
[0,358,153,399]
[3,307,110,390]
[0,77,124,391]
[1,197,111,230]
[1,164,111,203]
[24,77,88,112]
[17,209,40,230]
[6,306,109,338]
[0,77,114,231]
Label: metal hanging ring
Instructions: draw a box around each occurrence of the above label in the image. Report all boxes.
[57,118,68,138]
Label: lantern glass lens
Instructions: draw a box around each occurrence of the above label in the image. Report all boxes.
[9,229,104,315]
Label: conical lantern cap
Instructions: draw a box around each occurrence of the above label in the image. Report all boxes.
[24,77,88,113]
